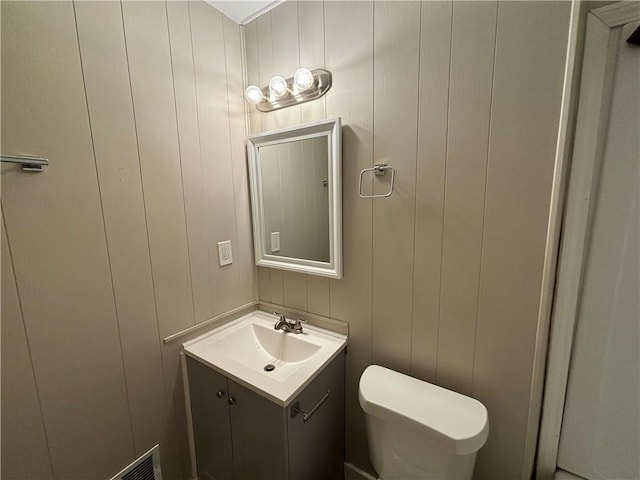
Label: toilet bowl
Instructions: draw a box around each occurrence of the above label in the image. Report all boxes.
[359,365,489,480]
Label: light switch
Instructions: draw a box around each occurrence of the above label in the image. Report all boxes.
[271,232,280,253]
[217,240,233,266]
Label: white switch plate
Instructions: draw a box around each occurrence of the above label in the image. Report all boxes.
[271,232,280,253]
[217,240,233,266]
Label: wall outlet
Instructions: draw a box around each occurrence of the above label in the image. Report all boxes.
[217,240,233,266]
[271,232,280,253]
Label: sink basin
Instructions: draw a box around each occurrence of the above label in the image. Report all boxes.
[208,322,321,381]
[183,311,347,405]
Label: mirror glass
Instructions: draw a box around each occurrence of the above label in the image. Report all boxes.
[247,118,342,278]
[259,137,329,262]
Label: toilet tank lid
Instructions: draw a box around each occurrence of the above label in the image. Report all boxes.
[359,365,489,455]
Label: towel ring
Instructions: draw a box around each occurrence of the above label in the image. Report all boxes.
[358,164,395,198]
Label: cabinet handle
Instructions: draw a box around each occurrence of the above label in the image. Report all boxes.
[228,397,236,406]
[217,391,225,399]
[291,390,330,423]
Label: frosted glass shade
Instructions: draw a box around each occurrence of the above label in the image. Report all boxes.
[269,75,288,98]
[245,85,264,104]
[294,68,314,92]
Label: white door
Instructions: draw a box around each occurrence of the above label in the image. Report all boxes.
[556,18,639,480]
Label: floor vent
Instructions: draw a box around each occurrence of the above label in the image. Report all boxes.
[110,445,162,480]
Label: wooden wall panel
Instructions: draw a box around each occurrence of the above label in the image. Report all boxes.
[167,0,214,324]
[371,1,421,374]
[244,19,262,134]
[410,1,452,383]
[283,269,309,311]
[74,0,170,465]
[307,275,330,317]
[271,0,301,128]
[190,2,243,316]
[245,18,271,303]
[436,1,497,396]
[1,2,134,477]
[298,0,326,123]
[258,266,272,302]
[256,14,276,133]
[1,214,53,480]
[122,0,195,338]
[325,1,374,470]
[473,3,571,479]
[1,1,257,478]
[269,268,285,305]
[223,16,257,306]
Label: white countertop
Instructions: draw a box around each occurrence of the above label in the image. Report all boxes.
[183,311,347,406]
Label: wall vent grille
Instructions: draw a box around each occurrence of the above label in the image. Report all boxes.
[110,445,162,480]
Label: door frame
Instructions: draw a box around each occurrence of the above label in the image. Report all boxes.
[535,3,640,478]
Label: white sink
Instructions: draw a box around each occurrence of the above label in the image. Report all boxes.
[183,311,347,405]
[207,322,321,381]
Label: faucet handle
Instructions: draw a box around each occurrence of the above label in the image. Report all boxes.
[274,311,286,321]
[292,318,306,333]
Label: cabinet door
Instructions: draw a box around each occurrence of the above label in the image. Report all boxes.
[288,353,345,480]
[186,357,235,480]
[228,379,289,480]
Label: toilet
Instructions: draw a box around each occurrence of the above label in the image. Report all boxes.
[359,365,489,480]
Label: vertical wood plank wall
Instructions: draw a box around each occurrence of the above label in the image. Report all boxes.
[1,1,255,478]
[246,2,571,479]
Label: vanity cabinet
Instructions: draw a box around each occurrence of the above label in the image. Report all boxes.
[187,359,234,480]
[186,352,345,480]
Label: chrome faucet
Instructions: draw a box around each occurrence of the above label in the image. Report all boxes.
[273,312,305,334]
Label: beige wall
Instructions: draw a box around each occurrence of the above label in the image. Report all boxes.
[1,1,255,478]
[246,1,571,479]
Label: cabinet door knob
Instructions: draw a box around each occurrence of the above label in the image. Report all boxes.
[217,391,225,399]
[228,397,236,406]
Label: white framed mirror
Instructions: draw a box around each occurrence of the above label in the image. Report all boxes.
[247,118,342,279]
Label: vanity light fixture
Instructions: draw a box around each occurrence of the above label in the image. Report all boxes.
[244,68,332,112]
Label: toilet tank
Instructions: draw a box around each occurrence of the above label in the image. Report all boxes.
[359,366,489,480]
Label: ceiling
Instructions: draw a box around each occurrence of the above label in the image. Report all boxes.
[205,0,283,25]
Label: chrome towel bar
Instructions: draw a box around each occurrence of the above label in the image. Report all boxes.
[291,390,330,423]
[1,154,49,172]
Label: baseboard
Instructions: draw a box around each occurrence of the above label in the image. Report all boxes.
[344,462,377,480]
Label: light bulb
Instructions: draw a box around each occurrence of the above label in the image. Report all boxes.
[245,85,264,104]
[294,68,314,92]
[269,75,288,99]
